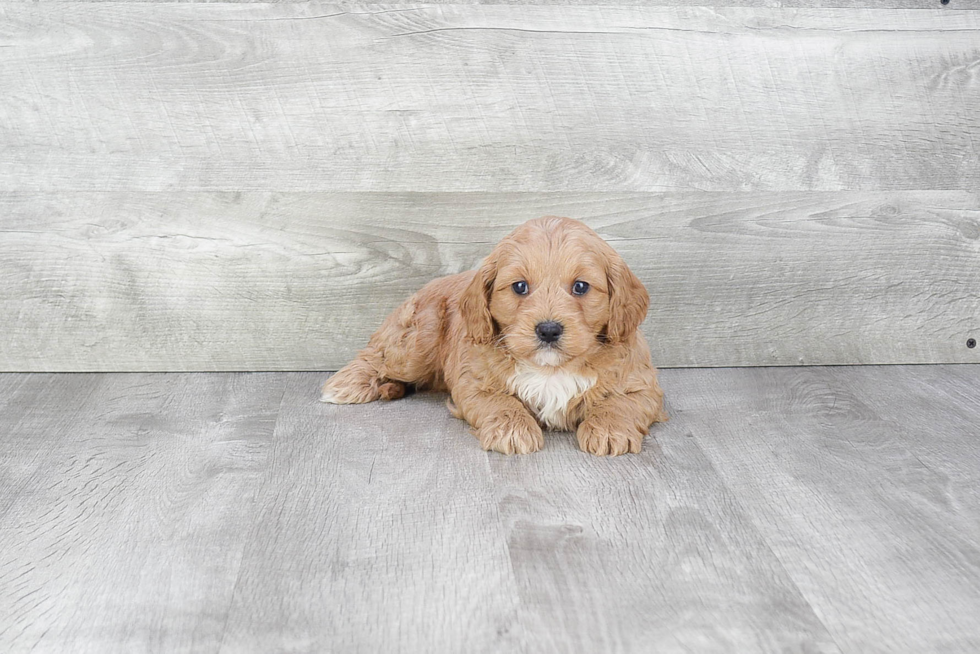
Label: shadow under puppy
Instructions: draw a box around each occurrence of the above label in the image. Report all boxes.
[322,216,667,455]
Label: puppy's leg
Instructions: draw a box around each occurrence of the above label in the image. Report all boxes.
[321,293,438,404]
[320,351,406,404]
[577,376,667,456]
[452,383,543,455]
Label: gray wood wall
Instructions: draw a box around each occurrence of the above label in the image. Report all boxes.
[1,2,978,371]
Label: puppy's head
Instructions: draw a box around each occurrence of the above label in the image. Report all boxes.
[460,216,648,367]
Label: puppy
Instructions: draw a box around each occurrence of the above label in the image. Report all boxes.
[321,216,667,455]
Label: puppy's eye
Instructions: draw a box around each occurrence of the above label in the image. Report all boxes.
[512,281,529,296]
[572,280,590,296]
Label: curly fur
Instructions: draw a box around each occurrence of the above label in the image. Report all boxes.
[321,216,668,456]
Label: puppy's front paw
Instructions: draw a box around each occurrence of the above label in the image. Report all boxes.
[476,413,544,455]
[577,419,644,456]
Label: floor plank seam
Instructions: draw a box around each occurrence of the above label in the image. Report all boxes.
[214,374,290,654]
[681,426,848,654]
[4,368,979,651]
[482,451,535,654]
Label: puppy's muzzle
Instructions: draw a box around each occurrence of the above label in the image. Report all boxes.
[535,321,563,344]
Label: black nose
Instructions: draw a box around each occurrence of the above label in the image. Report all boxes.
[535,321,563,344]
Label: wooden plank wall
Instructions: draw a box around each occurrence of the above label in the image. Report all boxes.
[1,2,978,371]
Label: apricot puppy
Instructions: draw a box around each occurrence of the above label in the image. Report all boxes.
[321,216,667,455]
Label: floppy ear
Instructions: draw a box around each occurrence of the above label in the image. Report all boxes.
[459,255,498,345]
[605,254,649,344]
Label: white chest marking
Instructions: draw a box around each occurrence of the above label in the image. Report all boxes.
[507,364,596,430]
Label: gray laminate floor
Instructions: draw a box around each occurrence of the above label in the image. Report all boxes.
[1,366,979,653]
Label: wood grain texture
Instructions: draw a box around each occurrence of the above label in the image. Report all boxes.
[219,373,525,653]
[2,191,977,371]
[0,374,103,524]
[488,421,841,652]
[915,363,980,420]
[0,372,285,652]
[2,4,979,192]
[668,366,980,653]
[10,0,980,9]
[4,367,980,651]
